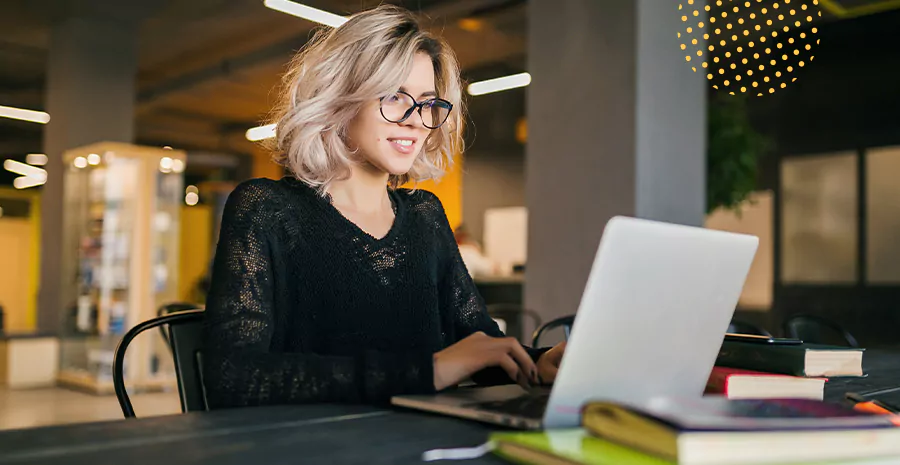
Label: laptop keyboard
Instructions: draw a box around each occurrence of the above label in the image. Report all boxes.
[470,392,551,419]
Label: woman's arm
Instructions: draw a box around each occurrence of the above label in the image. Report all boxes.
[201,181,435,408]
[428,194,549,386]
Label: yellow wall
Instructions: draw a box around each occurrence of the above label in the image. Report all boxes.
[251,147,284,180]
[178,205,212,304]
[0,188,39,332]
[0,218,34,332]
[406,153,464,230]
[28,195,39,329]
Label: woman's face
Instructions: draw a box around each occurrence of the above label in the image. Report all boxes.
[347,52,437,176]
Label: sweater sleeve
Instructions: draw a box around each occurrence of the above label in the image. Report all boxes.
[428,193,549,386]
[201,181,435,409]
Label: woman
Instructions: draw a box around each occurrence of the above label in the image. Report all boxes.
[202,5,565,409]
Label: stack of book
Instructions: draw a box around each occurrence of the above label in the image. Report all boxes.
[704,335,866,401]
[490,397,900,464]
[489,337,900,464]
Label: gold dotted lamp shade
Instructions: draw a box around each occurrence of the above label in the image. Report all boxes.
[679,0,822,96]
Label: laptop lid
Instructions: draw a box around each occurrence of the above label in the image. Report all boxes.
[542,216,759,428]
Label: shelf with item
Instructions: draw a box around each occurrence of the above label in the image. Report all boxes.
[57,142,185,395]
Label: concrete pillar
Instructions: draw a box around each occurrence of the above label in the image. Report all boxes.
[525,0,707,325]
[37,12,139,333]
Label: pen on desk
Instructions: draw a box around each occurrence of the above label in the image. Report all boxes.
[853,401,895,415]
[859,385,900,398]
[846,392,900,414]
[875,399,900,414]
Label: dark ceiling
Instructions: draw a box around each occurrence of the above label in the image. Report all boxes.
[0,0,528,161]
[0,0,898,175]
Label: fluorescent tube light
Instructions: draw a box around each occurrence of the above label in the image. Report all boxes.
[246,123,277,142]
[26,153,48,166]
[264,0,348,27]
[14,176,45,189]
[0,105,51,124]
[4,159,47,182]
[467,72,532,96]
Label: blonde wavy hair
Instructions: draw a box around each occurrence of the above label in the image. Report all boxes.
[267,4,465,191]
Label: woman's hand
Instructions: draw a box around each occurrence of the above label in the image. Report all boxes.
[433,332,539,391]
[536,341,567,385]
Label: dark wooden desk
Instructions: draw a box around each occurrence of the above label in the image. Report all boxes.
[1,352,897,465]
[0,404,503,465]
[825,349,900,405]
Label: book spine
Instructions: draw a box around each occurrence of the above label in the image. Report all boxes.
[715,341,808,376]
[705,370,729,394]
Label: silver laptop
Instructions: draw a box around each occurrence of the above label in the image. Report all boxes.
[391,216,759,429]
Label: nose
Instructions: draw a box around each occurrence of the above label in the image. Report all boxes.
[399,107,428,130]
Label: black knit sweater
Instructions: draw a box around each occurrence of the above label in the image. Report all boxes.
[202,177,545,409]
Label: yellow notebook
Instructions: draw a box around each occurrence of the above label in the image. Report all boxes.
[489,428,674,465]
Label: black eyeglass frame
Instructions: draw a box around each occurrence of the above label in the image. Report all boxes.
[379,91,453,129]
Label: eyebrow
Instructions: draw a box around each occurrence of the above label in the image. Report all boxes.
[400,86,437,99]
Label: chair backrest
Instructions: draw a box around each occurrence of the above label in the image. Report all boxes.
[157,302,201,344]
[113,308,206,418]
[168,311,208,413]
[782,314,860,348]
[487,304,542,343]
[727,319,773,337]
[532,315,575,347]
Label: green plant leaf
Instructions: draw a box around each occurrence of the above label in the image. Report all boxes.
[707,94,772,215]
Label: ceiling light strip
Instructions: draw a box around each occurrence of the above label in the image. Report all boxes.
[263,0,348,27]
[0,105,51,124]
[467,72,532,96]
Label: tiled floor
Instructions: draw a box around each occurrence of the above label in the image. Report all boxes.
[0,387,181,431]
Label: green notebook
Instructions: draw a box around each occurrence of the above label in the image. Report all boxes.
[489,428,673,465]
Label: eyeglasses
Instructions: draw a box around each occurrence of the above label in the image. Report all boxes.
[380,91,453,129]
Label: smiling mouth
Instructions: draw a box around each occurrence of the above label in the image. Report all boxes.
[387,138,417,154]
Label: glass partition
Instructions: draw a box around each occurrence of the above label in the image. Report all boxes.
[780,153,858,284]
[866,146,900,283]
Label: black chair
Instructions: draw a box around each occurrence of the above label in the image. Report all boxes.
[532,315,575,347]
[113,308,207,418]
[783,314,860,348]
[157,302,202,348]
[726,319,773,337]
